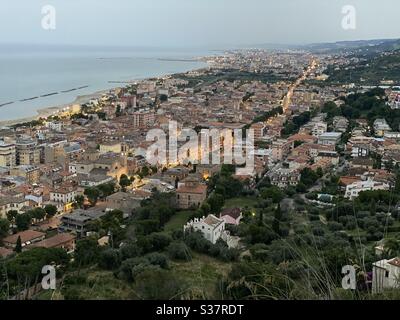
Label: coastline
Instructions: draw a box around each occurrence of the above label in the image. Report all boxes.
[0,89,112,127]
[0,57,212,128]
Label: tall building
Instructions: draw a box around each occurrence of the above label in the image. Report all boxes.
[132,110,155,128]
[16,138,40,165]
[0,141,16,167]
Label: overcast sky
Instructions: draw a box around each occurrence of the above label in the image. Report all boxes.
[1,0,399,48]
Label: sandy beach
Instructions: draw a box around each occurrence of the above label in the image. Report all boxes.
[0,88,115,127]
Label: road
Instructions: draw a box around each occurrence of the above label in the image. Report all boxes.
[256,58,318,189]
[282,57,318,113]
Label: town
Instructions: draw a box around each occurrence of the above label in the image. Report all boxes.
[1,42,400,300]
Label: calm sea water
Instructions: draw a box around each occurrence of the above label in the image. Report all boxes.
[0,45,211,121]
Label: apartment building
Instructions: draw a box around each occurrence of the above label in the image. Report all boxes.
[0,141,16,167]
[132,110,155,128]
[10,165,40,184]
[373,119,392,137]
[16,138,40,165]
[0,196,29,219]
[267,165,301,188]
[271,139,292,162]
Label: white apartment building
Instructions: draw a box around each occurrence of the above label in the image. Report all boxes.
[345,179,390,200]
[318,132,342,146]
[351,144,370,158]
[311,121,328,137]
[50,187,78,204]
[0,196,29,219]
[372,257,400,294]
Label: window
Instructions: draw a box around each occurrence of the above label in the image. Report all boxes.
[385,270,390,278]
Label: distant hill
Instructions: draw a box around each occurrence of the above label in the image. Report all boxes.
[324,48,400,86]
[302,38,400,53]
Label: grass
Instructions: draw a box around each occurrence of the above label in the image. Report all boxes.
[34,254,232,300]
[224,196,258,210]
[170,252,232,299]
[164,210,195,233]
[35,269,138,300]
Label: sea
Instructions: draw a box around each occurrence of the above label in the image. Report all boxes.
[0,44,213,122]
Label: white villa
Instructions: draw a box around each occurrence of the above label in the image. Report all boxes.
[184,214,239,248]
[345,179,390,200]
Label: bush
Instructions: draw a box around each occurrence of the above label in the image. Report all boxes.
[167,242,192,261]
[137,232,172,253]
[117,257,147,281]
[328,221,344,232]
[99,248,121,270]
[120,242,142,260]
[145,252,169,269]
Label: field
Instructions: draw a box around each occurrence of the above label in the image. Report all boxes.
[169,253,232,299]
[164,210,195,233]
[224,196,258,210]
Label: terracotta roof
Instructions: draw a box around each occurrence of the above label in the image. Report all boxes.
[177,184,207,194]
[31,233,75,249]
[288,133,316,142]
[220,207,241,219]
[339,176,361,186]
[203,214,224,226]
[3,230,45,244]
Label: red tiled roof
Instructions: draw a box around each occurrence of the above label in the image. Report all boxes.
[31,233,75,249]
[3,230,45,244]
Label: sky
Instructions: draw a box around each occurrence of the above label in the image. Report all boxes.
[1,0,399,48]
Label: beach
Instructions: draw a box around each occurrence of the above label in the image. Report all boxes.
[0,89,112,127]
[0,47,212,126]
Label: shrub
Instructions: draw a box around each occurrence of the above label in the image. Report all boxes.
[167,242,192,261]
[99,248,121,270]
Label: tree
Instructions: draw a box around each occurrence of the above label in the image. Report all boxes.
[98,183,115,198]
[272,203,282,235]
[15,213,32,231]
[74,238,100,267]
[0,218,10,238]
[370,199,376,216]
[6,210,18,223]
[167,242,192,261]
[300,168,319,188]
[84,187,100,206]
[30,208,46,221]
[99,248,121,270]
[44,204,58,218]
[395,173,400,194]
[119,174,131,192]
[384,238,400,257]
[15,236,22,253]
[74,195,85,209]
[261,186,284,203]
[207,194,225,214]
